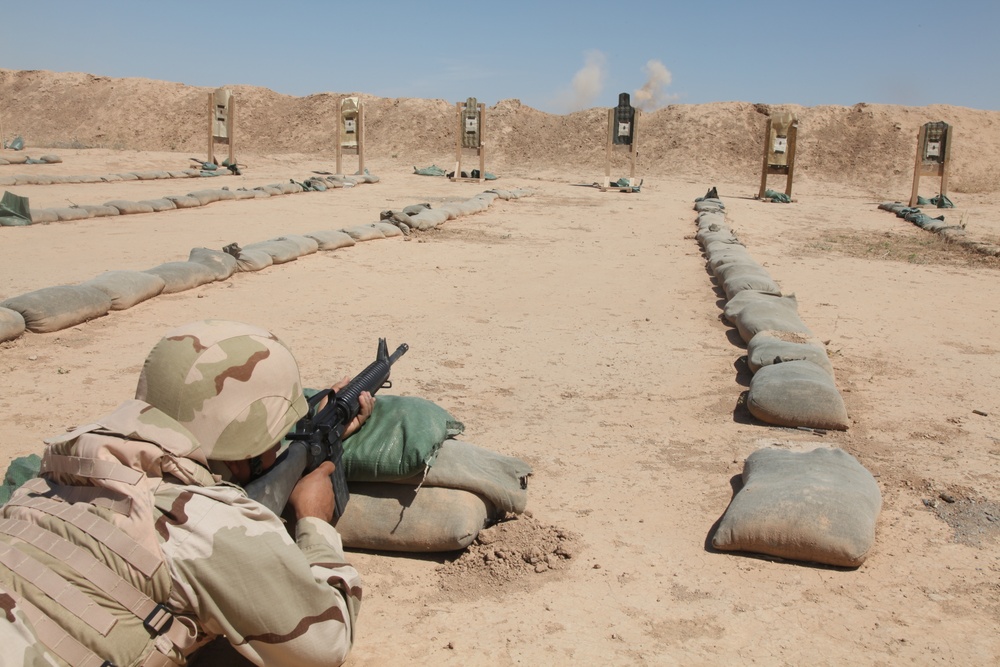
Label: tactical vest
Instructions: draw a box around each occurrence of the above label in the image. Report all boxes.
[0,400,218,667]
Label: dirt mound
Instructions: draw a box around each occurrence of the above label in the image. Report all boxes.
[2,68,1000,192]
[436,512,581,599]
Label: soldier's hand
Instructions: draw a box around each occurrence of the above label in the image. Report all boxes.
[343,391,374,438]
[288,461,337,522]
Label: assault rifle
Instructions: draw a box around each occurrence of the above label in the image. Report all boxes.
[245,338,408,517]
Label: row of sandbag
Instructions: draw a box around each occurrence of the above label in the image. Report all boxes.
[1,167,205,191]
[380,187,532,232]
[878,201,1000,258]
[0,188,533,340]
[0,154,62,167]
[694,194,849,431]
[7,173,379,225]
[696,195,879,568]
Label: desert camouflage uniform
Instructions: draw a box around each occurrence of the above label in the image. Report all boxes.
[0,321,362,666]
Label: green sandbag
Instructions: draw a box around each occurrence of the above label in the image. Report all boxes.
[930,194,954,208]
[0,190,32,226]
[764,189,791,203]
[413,165,447,177]
[0,455,41,505]
[342,395,464,481]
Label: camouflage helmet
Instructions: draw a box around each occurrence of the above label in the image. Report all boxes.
[135,320,308,461]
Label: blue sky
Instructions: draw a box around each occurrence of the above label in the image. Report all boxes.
[2,1,997,113]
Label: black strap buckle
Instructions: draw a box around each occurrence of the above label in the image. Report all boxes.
[143,603,174,635]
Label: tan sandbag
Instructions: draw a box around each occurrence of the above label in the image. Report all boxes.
[187,189,226,206]
[0,307,26,342]
[233,248,274,272]
[747,330,835,377]
[333,483,498,552]
[164,195,202,209]
[273,235,319,256]
[52,207,92,222]
[374,222,403,238]
[746,360,849,431]
[255,185,283,196]
[242,239,301,264]
[134,170,171,180]
[341,224,385,242]
[29,208,58,224]
[188,248,237,281]
[408,209,449,230]
[139,198,177,212]
[143,261,217,294]
[723,291,812,344]
[387,440,532,514]
[720,264,782,301]
[1,285,111,333]
[115,172,140,181]
[82,271,166,310]
[106,200,155,215]
[712,447,881,567]
[304,229,356,251]
[78,204,120,218]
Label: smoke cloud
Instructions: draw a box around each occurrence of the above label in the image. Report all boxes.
[633,60,677,111]
[554,50,608,113]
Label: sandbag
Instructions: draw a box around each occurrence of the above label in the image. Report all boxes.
[747,330,834,376]
[233,248,274,272]
[0,455,41,505]
[188,247,237,281]
[38,155,62,164]
[82,271,166,310]
[29,209,59,224]
[387,439,531,514]
[341,224,385,242]
[105,200,155,215]
[164,195,203,209]
[188,189,233,206]
[273,235,319,256]
[712,447,881,567]
[0,191,33,226]
[0,307,26,341]
[723,291,812,344]
[52,207,92,222]
[143,261,217,294]
[342,395,463,482]
[304,229,356,251]
[408,209,449,230]
[1,285,111,333]
[373,222,404,238]
[139,198,177,212]
[79,204,121,218]
[332,484,497,552]
[242,239,301,264]
[746,360,849,431]
[720,265,782,301]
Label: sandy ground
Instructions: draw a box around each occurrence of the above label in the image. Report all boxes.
[2,149,999,665]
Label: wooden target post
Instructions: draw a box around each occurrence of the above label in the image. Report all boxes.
[757,111,798,199]
[602,92,640,192]
[452,97,485,183]
[336,96,365,175]
[908,121,952,207]
[207,87,235,167]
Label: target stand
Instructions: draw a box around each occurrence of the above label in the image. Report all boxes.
[336,96,365,176]
[452,97,486,183]
[757,111,797,200]
[207,88,235,168]
[909,121,952,207]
